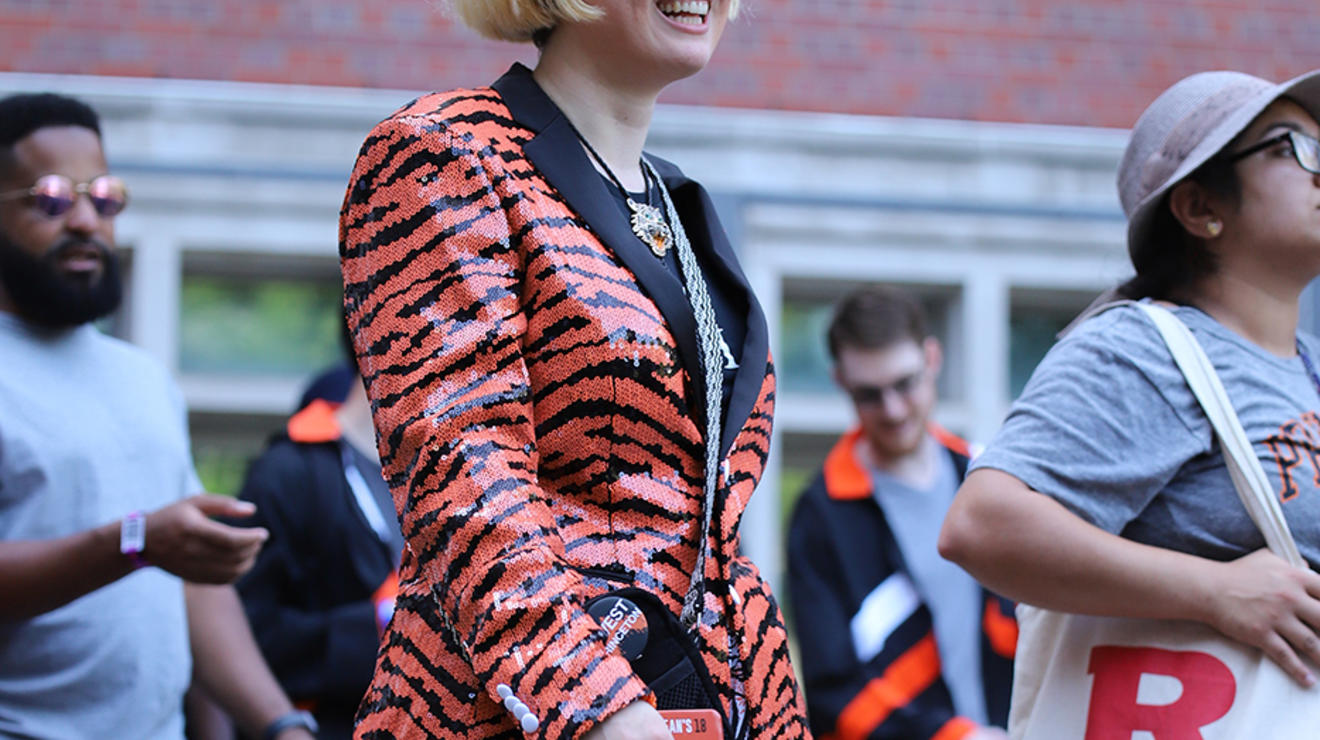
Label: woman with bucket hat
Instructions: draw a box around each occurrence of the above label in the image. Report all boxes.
[940,69,1320,735]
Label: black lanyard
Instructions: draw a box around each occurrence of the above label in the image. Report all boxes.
[1296,339,1320,400]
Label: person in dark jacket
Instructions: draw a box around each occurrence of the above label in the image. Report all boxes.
[234,361,403,739]
[787,286,1015,740]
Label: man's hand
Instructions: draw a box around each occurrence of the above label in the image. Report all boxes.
[145,495,267,584]
[582,701,672,740]
[0,495,268,619]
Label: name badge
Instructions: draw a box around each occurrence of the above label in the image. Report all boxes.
[659,709,724,740]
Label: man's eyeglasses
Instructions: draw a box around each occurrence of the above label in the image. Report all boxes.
[844,369,926,407]
[1228,130,1320,175]
[0,174,129,218]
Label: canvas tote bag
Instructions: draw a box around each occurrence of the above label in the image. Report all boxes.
[1010,303,1320,739]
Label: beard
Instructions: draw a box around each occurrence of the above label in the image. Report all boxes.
[0,231,123,329]
[863,417,928,463]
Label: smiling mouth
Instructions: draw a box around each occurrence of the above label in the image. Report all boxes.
[55,242,106,275]
[657,0,710,26]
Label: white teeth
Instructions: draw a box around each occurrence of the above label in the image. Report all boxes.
[658,0,709,20]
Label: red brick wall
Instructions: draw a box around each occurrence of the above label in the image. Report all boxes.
[6,0,1320,127]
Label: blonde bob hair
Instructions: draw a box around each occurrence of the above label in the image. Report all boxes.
[450,0,742,44]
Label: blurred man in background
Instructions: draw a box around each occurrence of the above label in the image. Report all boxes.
[0,92,315,740]
[787,285,1015,740]
[234,346,403,739]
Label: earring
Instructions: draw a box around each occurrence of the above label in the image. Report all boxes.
[1207,220,1223,237]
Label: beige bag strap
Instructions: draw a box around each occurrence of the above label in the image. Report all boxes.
[1137,302,1305,568]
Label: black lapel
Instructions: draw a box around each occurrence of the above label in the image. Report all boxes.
[491,64,707,428]
[660,167,771,460]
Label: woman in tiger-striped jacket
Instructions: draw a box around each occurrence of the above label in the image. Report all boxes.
[338,2,810,738]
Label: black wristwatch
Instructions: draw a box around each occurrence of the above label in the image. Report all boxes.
[262,710,319,740]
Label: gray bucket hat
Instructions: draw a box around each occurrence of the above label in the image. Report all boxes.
[1119,69,1320,260]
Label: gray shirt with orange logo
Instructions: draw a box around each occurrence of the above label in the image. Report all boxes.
[973,301,1320,566]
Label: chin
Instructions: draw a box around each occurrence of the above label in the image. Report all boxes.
[866,422,926,457]
[869,436,922,461]
[655,47,717,81]
[653,26,724,76]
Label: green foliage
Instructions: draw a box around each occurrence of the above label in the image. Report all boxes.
[193,445,251,497]
[778,298,835,394]
[779,465,812,525]
[180,276,342,376]
[1008,312,1074,398]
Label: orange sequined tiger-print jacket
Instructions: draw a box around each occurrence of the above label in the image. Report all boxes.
[340,64,810,739]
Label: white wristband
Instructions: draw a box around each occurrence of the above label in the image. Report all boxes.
[120,511,147,569]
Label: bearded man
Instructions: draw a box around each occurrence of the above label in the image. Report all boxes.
[0,93,316,740]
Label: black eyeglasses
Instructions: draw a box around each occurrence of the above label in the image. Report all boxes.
[0,173,129,218]
[844,369,926,407]
[1228,130,1320,175]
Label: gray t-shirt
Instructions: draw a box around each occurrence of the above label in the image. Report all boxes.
[873,444,987,724]
[0,313,199,739]
[973,302,1320,566]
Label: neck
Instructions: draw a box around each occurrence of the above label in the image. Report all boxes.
[1188,269,1302,357]
[335,384,379,464]
[533,44,659,192]
[857,434,937,490]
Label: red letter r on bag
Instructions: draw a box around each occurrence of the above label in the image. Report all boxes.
[1084,646,1235,740]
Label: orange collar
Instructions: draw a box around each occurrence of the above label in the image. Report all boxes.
[928,422,973,459]
[823,428,872,501]
[823,423,973,501]
[287,399,343,444]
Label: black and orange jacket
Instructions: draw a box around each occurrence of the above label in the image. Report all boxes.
[339,64,810,739]
[787,428,1016,740]
[234,400,397,740]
